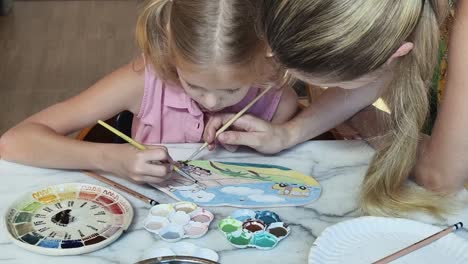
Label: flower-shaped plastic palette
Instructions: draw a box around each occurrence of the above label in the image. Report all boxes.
[143,202,214,242]
[218,209,290,250]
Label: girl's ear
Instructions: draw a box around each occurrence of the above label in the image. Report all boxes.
[265,45,274,58]
[387,42,414,64]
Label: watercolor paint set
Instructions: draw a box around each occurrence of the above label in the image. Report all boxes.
[143,202,214,242]
[218,209,290,249]
[4,183,133,255]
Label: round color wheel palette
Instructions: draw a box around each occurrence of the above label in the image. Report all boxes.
[4,183,133,255]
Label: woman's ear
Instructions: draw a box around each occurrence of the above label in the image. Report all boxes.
[393,42,414,58]
[387,42,414,64]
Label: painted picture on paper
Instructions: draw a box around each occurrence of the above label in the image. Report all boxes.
[151,161,322,207]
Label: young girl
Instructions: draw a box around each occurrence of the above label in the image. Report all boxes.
[0,0,297,184]
[204,0,450,217]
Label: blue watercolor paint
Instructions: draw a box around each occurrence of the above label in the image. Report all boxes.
[38,239,61,248]
[255,211,281,225]
[60,239,84,249]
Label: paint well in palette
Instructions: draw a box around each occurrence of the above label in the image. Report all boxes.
[108,203,124,214]
[78,191,98,200]
[20,232,44,245]
[158,224,185,242]
[57,192,77,201]
[161,231,181,240]
[84,235,107,246]
[38,239,61,248]
[184,224,207,237]
[102,226,121,238]
[149,204,174,217]
[15,212,32,223]
[36,194,59,204]
[268,227,288,237]
[173,202,197,213]
[251,232,277,248]
[113,215,125,225]
[243,220,265,233]
[146,222,164,230]
[267,222,290,238]
[61,239,84,249]
[192,215,210,223]
[228,231,251,246]
[21,202,43,212]
[15,223,34,236]
[218,218,242,233]
[96,195,114,205]
[255,211,280,225]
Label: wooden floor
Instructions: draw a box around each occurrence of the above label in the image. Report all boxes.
[0,1,137,134]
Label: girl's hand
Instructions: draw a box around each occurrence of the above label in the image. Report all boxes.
[103,144,174,184]
[203,114,292,154]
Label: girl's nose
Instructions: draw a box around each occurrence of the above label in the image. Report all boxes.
[203,93,218,109]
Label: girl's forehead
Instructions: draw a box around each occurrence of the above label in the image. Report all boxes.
[177,64,254,90]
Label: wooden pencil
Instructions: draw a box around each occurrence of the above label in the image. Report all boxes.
[372,222,463,264]
[83,170,159,206]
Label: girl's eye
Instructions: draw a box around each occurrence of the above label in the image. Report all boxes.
[226,89,240,94]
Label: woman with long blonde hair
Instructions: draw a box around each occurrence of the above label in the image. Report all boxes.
[205,0,451,217]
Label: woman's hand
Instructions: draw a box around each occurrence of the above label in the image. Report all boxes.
[103,144,174,184]
[203,114,292,154]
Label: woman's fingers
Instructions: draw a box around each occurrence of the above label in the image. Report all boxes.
[203,113,235,143]
[228,114,270,132]
[203,114,287,154]
[221,143,238,152]
[218,131,263,148]
[207,143,216,151]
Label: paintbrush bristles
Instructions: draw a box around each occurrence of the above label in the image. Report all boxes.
[187,144,206,161]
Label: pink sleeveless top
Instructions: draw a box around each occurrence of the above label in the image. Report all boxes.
[132,66,283,144]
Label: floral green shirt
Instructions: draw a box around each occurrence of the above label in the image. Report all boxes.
[426,0,456,133]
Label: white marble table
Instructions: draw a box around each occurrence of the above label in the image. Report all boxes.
[1,141,468,264]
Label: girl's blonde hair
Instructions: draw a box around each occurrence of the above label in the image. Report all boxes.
[257,0,450,217]
[135,0,265,84]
